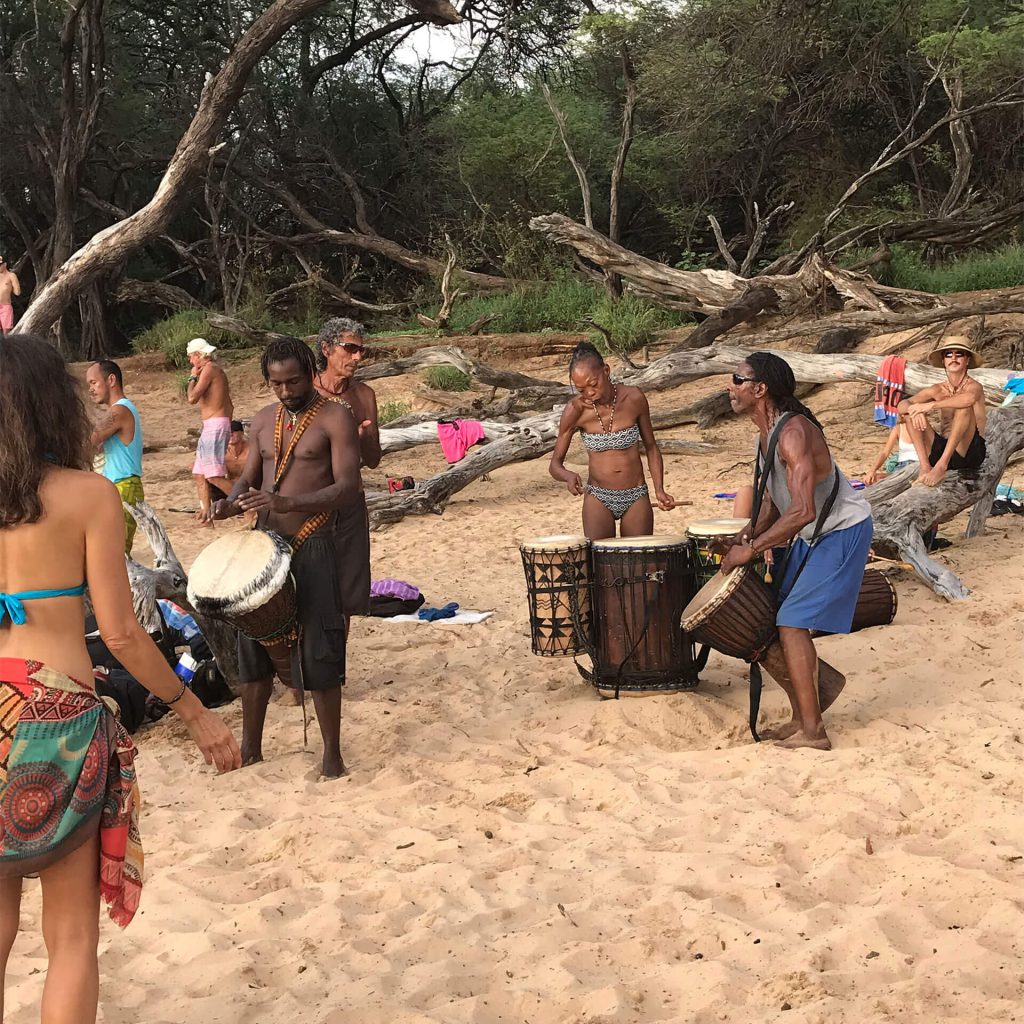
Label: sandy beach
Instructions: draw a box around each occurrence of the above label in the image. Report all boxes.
[6,338,1024,1024]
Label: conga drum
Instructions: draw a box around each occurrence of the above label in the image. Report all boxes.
[588,535,697,698]
[687,518,768,587]
[813,567,898,636]
[681,565,778,663]
[187,530,298,646]
[520,535,592,657]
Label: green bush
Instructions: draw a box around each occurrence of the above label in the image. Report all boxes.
[881,243,1024,294]
[131,308,265,368]
[424,366,473,391]
[379,400,412,424]
[588,294,683,354]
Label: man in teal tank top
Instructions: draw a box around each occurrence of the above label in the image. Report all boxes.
[86,360,145,554]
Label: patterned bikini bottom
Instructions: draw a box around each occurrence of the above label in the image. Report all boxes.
[585,482,650,521]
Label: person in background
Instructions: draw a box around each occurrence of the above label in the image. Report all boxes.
[86,359,144,554]
[0,255,20,335]
[186,338,234,522]
[1,334,240,1023]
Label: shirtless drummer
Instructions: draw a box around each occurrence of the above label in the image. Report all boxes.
[209,337,361,777]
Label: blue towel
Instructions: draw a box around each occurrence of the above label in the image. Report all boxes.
[1004,376,1024,395]
[418,602,459,621]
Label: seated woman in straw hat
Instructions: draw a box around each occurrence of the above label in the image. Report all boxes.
[898,337,987,487]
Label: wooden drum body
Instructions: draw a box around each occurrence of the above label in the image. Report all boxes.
[813,567,898,637]
[589,535,697,697]
[187,530,298,647]
[520,535,593,657]
[681,566,778,663]
[687,518,768,589]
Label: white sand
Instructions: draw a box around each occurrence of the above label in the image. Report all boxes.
[6,344,1024,1023]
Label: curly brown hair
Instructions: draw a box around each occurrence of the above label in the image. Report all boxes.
[0,334,93,527]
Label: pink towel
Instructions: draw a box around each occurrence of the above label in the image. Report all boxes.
[437,420,485,463]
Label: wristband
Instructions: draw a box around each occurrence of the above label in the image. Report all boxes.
[165,680,188,705]
[188,375,199,384]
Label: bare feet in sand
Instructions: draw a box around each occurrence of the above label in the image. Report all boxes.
[761,719,801,741]
[776,727,832,751]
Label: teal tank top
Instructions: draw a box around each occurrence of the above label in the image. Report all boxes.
[101,398,143,483]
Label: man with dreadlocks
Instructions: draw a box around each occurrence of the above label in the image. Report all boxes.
[720,352,873,750]
[208,337,361,777]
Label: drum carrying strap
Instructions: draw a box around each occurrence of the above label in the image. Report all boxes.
[746,413,841,742]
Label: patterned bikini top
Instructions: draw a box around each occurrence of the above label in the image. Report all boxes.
[580,423,641,452]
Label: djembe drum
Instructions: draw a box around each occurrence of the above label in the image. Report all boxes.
[520,535,593,657]
[687,518,769,588]
[187,530,298,646]
[585,535,698,698]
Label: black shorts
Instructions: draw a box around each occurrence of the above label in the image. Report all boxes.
[336,493,371,617]
[929,430,986,471]
[237,528,346,690]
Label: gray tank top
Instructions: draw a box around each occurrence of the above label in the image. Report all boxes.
[756,417,871,543]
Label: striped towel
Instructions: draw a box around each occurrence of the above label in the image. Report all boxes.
[874,355,906,427]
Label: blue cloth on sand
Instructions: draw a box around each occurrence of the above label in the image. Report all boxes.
[774,517,873,634]
[418,602,459,621]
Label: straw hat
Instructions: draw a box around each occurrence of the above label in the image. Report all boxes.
[927,336,983,369]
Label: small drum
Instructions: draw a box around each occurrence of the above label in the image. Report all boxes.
[588,535,697,697]
[847,567,898,634]
[520,535,592,657]
[681,566,777,662]
[687,518,769,587]
[187,530,298,646]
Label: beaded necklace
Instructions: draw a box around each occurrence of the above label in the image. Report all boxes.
[592,385,618,433]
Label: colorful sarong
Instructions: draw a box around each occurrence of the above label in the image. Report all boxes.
[874,355,906,428]
[0,658,143,927]
[192,417,231,479]
[114,475,145,554]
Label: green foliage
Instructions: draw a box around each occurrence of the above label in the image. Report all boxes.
[378,400,412,424]
[442,276,600,334]
[130,311,232,368]
[424,367,473,392]
[883,244,1024,293]
[589,294,687,354]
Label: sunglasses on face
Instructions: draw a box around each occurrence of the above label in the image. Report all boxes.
[732,373,758,386]
[339,342,365,355]
[943,350,967,359]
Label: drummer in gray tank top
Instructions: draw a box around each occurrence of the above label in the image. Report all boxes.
[719,352,873,751]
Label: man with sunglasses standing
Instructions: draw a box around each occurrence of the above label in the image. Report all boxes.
[0,254,21,334]
[720,352,872,751]
[314,318,380,623]
[898,338,987,487]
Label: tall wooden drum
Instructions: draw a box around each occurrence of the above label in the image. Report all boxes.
[520,535,593,657]
[588,535,697,698]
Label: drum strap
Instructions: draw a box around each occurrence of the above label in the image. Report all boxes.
[747,413,841,742]
[273,397,332,551]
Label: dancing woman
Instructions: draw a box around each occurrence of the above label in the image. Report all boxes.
[549,342,675,541]
[0,335,240,1022]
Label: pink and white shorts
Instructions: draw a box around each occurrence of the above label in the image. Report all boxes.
[0,304,13,332]
[192,417,231,478]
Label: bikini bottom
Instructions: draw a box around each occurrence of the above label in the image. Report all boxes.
[585,482,649,521]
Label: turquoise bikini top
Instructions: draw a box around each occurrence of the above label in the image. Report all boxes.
[0,584,87,626]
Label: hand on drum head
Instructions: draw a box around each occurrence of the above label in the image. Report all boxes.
[207,499,237,522]
[721,541,755,573]
[237,487,286,513]
[655,488,676,511]
[184,706,242,773]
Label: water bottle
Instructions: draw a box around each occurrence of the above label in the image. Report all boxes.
[174,652,199,685]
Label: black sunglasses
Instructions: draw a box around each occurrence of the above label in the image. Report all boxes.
[732,373,758,386]
[339,342,366,355]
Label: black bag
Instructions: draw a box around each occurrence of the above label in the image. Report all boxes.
[95,669,149,733]
[369,593,426,617]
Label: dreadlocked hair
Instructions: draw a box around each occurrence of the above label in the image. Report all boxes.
[260,336,317,381]
[746,351,824,433]
[568,341,604,376]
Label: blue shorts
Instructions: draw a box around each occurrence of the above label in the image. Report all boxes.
[775,517,874,634]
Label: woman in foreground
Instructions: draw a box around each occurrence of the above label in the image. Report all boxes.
[549,342,675,540]
[0,334,240,1023]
